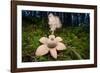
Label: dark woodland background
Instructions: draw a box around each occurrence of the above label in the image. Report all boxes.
[22,10,90,62]
[22,10,90,28]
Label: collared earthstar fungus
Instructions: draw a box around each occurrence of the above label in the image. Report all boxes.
[35,13,66,59]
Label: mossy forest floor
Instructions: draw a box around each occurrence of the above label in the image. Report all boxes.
[22,24,90,62]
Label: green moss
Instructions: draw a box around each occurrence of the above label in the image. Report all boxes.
[22,24,90,62]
